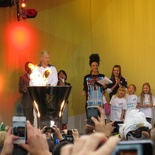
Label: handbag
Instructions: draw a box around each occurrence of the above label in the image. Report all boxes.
[104,103,110,115]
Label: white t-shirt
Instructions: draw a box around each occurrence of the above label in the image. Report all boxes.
[110,95,127,121]
[138,94,155,118]
[125,94,138,109]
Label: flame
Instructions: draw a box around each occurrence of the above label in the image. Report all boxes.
[33,100,40,118]
[28,63,52,86]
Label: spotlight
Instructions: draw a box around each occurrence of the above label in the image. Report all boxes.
[21,8,27,20]
[21,0,25,8]
[15,0,37,20]
[20,0,26,20]
[0,0,14,7]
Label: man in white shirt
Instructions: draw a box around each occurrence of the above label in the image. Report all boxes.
[30,50,58,86]
[38,50,58,86]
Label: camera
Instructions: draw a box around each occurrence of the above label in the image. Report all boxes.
[44,127,55,133]
[112,140,153,155]
[12,116,26,144]
[62,130,74,143]
[67,130,72,135]
[126,126,150,140]
[112,121,123,135]
[86,106,100,125]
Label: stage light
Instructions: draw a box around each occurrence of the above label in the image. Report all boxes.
[0,0,14,7]
[21,0,25,8]
[26,9,37,18]
[15,0,37,21]
[21,8,27,20]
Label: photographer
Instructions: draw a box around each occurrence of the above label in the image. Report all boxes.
[1,121,51,155]
[85,106,115,138]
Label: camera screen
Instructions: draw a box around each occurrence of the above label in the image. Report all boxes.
[67,130,72,135]
[87,108,99,117]
[45,127,54,133]
[112,144,143,155]
[13,121,26,137]
[65,135,74,143]
[112,141,153,155]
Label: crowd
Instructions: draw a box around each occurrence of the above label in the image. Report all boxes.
[0,106,155,155]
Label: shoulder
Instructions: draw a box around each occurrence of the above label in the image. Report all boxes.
[48,64,56,67]
[65,82,71,86]
[84,74,91,78]
[111,95,116,100]
[121,76,127,81]
[98,73,105,77]
[48,64,57,68]
[20,73,26,78]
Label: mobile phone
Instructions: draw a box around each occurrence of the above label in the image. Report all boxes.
[112,121,123,135]
[44,127,54,133]
[86,106,100,125]
[62,134,74,143]
[65,135,74,143]
[67,130,72,135]
[112,140,153,155]
[12,116,26,144]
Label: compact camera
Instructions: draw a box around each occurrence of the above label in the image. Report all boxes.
[62,130,74,143]
[112,121,123,135]
[126,126,150,140]
[43,127,55,133]
[112,140,153,155]
[86,106,100,125]
[67,130,72,135]
[12,116,26,144]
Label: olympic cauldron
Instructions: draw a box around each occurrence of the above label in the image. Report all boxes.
[27,86,72,128]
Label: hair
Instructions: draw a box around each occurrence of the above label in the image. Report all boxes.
[25,61,32,69]
[40,50,49,58]
[0,131,6,146]
[53,141,71,155]
[116,86,126,98]
[140,82,153,106]
[58,70,67,80]
[110,65,122,80]
[89,54,100,66]
[128,84,136,92]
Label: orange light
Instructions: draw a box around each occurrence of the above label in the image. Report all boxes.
[3,21,41,69]
[21,3,26,8]
[21,0,26,8]
[10,25,30,50]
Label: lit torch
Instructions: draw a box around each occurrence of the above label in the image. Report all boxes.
[28,63,52,86]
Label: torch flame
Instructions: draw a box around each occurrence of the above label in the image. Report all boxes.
[28,63,52,86]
